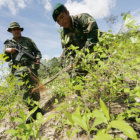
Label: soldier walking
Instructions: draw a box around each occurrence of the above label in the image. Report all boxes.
[4,22,44,123]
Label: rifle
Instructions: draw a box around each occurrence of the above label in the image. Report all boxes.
[4,39,37,62]
[4,40,48,69]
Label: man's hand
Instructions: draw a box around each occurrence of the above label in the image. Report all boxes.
[5,48,17,54]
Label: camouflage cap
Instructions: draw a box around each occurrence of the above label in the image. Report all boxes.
[52,3,67,21]
[7,22,24,32]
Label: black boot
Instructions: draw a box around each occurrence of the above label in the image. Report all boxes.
[26,107,44,124]
[32,107,44,120]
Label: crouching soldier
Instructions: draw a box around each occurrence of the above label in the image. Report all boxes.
[52,3,99,94]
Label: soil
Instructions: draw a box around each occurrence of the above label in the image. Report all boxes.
[0,85,140,140]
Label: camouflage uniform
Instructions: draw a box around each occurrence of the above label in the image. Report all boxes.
[61,13,98,56]
[4,36,42,102]
[61,13,99,78]
[4,22,44,123]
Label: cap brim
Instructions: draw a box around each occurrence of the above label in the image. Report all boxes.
[7,27,24,32]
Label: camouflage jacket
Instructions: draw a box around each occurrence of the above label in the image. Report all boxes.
[61,13,99,57]
[4,36,42,65]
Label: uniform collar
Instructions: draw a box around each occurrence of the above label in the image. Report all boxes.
[12,36,23,43]
[64,15,77,32]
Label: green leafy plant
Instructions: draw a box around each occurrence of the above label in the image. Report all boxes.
[5,107,55,140]
[64,98,138,139]
[1,13,140,139]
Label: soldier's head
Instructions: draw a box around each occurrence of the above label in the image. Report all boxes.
[52,3,71,29]
[7,22,23,38]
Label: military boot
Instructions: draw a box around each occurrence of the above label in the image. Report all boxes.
[26,107,44,124]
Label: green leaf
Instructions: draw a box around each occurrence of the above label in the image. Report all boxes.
[71,129,80,137]
[21,136,28,140]
[5,129,18,135]
[19,110,26,120]
[65,35,70,44]
[65,112,74,125]
[11,117,24,123]
[18,123,28,130]
[92,109,108,128]
[72,107,82,122]
[123,13,128,20]
[78,120,88,132]
[124,88,130,93]
[26,106,38,121]
[82,113,90,131]
[100,98,110,121]
[109,120,138,140]
[66,129,80,138]
[45,113,56,123]
[71,107,88,131]
[133,87,140,97]
[36,112,44,124]
[136,118,140,123]
[55,99,58,104]
[94,133,113,140]
[66,129,71,138]
[72,107,84,126]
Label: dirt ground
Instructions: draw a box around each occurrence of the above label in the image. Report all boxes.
[39,86,140,140]
[0,85,140,140]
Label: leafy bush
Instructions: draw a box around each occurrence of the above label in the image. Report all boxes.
[38,57,62,79]
[48,14,140,139]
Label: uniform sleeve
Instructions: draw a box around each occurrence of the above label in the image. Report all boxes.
[30,39,42,59]
[78,13,99,47]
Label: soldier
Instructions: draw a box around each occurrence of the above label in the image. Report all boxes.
[52,3,99,91]
[4,22,44,123]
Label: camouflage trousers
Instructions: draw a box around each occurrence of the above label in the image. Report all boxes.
[13,66,40,108]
